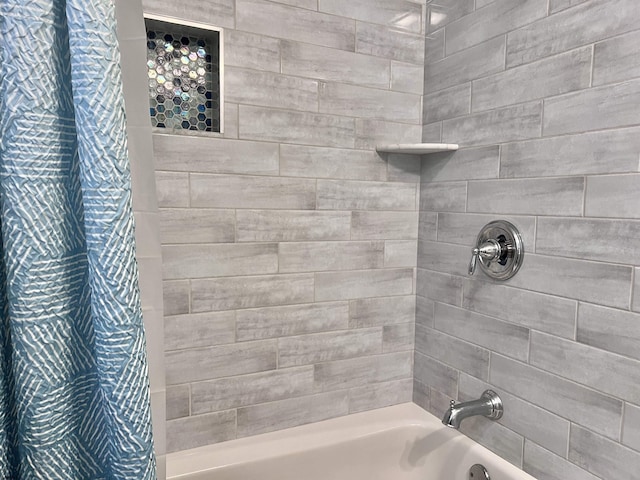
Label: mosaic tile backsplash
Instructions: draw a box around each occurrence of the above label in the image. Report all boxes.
[146,25,220,132]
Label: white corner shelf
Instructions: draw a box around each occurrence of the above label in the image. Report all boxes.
[375,143,459,155]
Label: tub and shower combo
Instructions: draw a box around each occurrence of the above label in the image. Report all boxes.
[167,401,535,480]
[166,223,534,480]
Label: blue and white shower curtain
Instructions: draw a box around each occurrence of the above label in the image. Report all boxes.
[0,0,156,478]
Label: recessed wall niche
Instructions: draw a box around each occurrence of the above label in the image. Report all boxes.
[143,15,223,133]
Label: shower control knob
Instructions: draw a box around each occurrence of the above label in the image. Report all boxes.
[468,240,501,276]
[467,221,524,281]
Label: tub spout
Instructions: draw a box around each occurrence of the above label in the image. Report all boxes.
[442,390,503,429]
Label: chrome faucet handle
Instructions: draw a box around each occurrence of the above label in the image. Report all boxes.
[468,240,501,276]
[468,247,479,275]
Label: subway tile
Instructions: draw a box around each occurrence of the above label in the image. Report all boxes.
[166,385,190,420]
[281,40,390,89]
[435,303,529,361]
[467,177,584,216]
[490,354,623,439]
[191,273,315,313]
[319,82,421,124]
[315,268,414,301]
[458,413,524,468]
[427,0,474,32]
[415,325,490,380]
[524,440,599,480]
[349,378,413,413]
[236,0,355,50]
[386,154,421,183]
[500,127,640,178]
[159,209,235,244]
[463,280,576,339]
[423,36,505,94]
[414,352,458,398]
[423,83,471,124]
[165,340,277,384]
[422,146,499,182]
[460,374,570,457]
[153,134,280,175]
[537,217,640,264]
[569,425,640,479]
[424,29,445,64]
[142,0,235,28]
[190,174,316,210]
[549,0,589,13]
[317,179,416,211]
[382,323,414,353]
[585,174,640,219]
[578,303,640,361]
[436,212,535,248]
[419,181,467,212]
[473,47,591,112]
[236,391,349,437]
[225,67,318,112]
[544,79,640,136]
[416,269,463,307]
[190,366,315,414]
[155,172,188,208]
[271,0,317,9]
[236,302,349,341]
[446,0,546,55]
[239,105,355,148]
[442,102,542,147]
[223,102,239,139]
[162,280,189,316]
[530,331,640,404]
[391,61,424,94]
[623,403,640,452]
[384,240,417,268]
[417,240,469,276]
[280,241,384,273]
[355,118,422,150]
[507,0,640,68]
[166,410,236,453]
[164,311,236,351]
[508,254,632,309]
[319,0,422,33]
[428,386,453,418]
[278,328,382,367]
[314,351,413,391]
[224,30,281,73]
[413,379,430,411]
[349,295,416,328]
[594,29,640,86]
[422,122,442,143]
[162,243,278,279]
[236,210,351,242]
[418,212,437,242]
[280,145,387,181]
[351,211,419,240]
[356,23,424,64]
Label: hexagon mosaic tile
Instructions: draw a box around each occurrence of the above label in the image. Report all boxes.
[145,24,220,132]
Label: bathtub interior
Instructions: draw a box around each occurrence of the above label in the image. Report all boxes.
[167,403,537,480]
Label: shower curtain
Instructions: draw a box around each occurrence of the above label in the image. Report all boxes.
[0,0,156,478]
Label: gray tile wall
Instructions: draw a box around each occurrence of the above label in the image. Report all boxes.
[142,0,424,453]
[417,1,640,479]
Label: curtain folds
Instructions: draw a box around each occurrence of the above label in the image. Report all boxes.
[0,0,156,478]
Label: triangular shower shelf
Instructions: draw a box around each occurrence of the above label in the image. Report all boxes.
[375,143,459,154]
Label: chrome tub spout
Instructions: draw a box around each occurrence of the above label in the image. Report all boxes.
[442,390,503,429]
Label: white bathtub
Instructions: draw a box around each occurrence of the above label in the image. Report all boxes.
[166,403,536,480]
